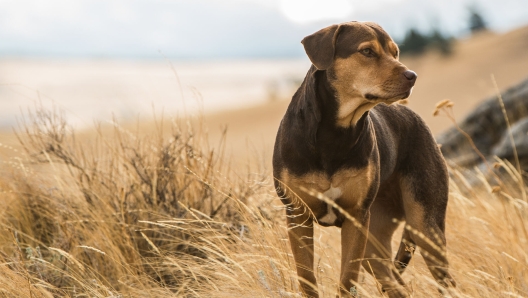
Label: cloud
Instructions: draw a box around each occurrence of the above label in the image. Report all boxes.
[278,0,353,24]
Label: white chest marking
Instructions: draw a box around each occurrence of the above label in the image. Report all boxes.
[323,185,342,200]
[318,185,342,224]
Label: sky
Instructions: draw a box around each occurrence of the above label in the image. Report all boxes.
[1,0,528,59]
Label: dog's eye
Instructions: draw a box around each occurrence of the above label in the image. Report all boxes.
[360,48,375,57]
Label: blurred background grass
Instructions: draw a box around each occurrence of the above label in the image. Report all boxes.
[1,0,528,160]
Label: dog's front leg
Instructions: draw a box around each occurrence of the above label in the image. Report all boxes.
[287,212,318,297]
[339,207,370,297]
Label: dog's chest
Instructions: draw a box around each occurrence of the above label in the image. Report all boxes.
[280,165,374,225]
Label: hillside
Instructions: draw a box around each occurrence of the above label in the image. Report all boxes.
[200,25,528,161]
[404,26,528,133]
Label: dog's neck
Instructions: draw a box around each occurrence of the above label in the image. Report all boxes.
[336,99,378,128]
[287,66,372,153]
[280,66,375,175]
[327,72,381,128]
[315,69,372,131]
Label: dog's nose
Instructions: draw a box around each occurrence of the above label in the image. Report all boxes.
[403,70,417,82]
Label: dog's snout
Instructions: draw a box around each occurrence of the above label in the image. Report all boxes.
[403,70,417,82]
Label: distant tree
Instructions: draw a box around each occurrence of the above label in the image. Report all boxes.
[399,27,455,57]
[469,8,487,33]
[429,29,453,56]
[399,28,429,55]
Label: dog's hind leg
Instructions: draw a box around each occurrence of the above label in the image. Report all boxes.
[400,177,456,289]
[363,196,409,298]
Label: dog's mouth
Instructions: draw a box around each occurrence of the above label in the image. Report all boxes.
[364,93,380,100]
[364,89,412,101]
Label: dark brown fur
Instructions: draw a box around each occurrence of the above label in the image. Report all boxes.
[273,22,455,297]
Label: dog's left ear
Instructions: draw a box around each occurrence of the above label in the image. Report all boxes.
[302,24,342,70]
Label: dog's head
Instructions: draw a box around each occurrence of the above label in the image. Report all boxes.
[302,22,416,126]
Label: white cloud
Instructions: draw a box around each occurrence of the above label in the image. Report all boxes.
[351,0,407,13]
[279,0,353,24]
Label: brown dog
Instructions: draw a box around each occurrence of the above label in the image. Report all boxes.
[273,22,455,297]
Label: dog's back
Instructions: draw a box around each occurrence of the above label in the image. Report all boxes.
[369,103,447,183]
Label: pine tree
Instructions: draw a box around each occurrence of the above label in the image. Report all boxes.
[469,9,487,33]
[399,28,428,55]
[429,29,453,56]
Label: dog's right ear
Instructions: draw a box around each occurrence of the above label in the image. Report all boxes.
[301,24,341,70]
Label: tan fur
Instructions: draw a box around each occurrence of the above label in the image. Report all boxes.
[400,178,427,231]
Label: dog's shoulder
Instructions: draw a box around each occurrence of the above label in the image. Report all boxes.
[370,103,431,134]
[370,103,440,156]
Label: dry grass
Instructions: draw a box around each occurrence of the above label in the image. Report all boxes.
[0,106,526,298]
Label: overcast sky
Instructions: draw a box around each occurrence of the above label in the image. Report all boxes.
[1,0,527,59]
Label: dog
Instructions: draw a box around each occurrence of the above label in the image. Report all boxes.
[272,21,456,297]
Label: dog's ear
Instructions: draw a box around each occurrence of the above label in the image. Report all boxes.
[302,24,342,70]
[290,66,321,150]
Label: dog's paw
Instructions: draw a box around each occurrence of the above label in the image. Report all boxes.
[350,286,360,297]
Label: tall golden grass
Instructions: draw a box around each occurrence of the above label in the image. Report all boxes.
[0,106,526,297]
